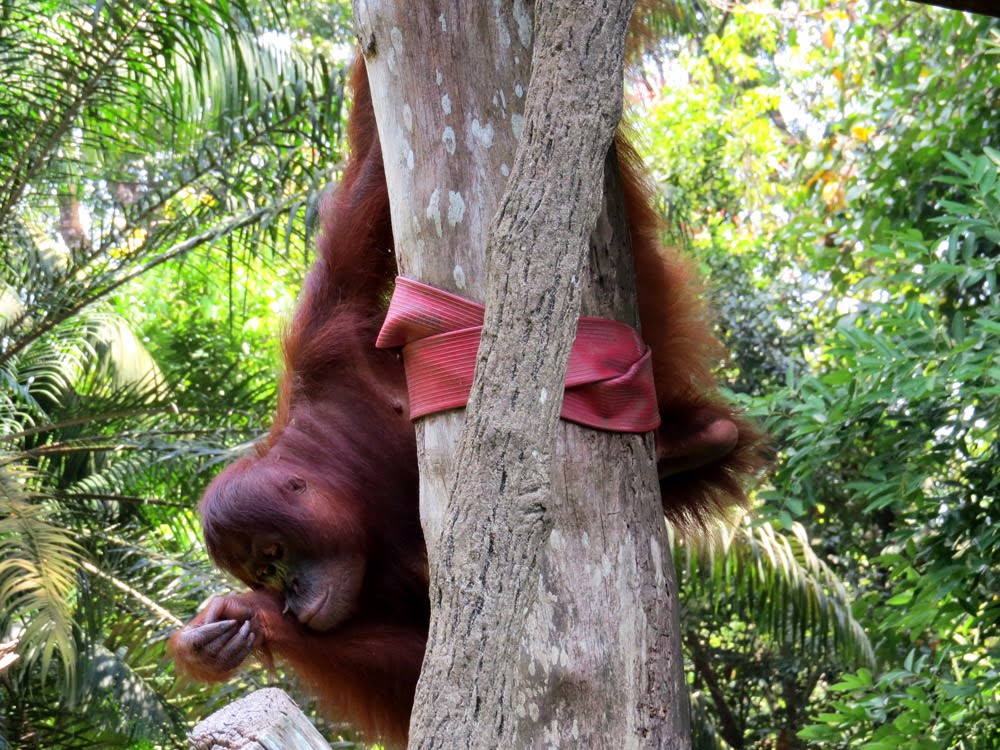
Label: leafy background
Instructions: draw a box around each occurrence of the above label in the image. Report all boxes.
[0,1,997,748]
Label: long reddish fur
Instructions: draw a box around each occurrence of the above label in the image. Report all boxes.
[175,57,767,746]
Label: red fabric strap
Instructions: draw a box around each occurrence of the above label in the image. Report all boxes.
[376,277,660,433]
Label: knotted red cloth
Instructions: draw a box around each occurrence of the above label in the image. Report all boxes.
[376,277,660,433]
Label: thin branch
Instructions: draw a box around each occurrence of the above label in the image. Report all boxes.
[0,7,152,229]
[0,195,300,366]
[686,632,745,749]
[2,407,180,443]
[80,560,184,627]
[30,492,191,509]
[2,441,132,463]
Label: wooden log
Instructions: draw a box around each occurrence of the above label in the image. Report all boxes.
[188,688,331,750]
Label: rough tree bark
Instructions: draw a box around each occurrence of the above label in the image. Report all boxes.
[353,1,690,746]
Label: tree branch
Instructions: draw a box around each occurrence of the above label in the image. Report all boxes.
[905,0,999,17]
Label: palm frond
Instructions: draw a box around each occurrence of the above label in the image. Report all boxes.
[0,0,353,742]
[1,1,292,224]
[0,468,81,696]
[689,689,731,750]
[77,643,186,746]
[676,520,875,668]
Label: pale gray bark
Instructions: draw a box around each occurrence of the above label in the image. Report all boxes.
[353,1,691,747]
[188,688,331,750]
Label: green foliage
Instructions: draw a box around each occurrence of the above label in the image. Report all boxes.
[0,480,81,693]
[0,0,354,746]
[784,147,1000,750]
[677,520,875,750]
[636,0,1000,746]
[678,522,874,669]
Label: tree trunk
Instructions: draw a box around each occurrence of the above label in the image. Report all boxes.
[353,1,690,746]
